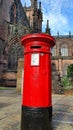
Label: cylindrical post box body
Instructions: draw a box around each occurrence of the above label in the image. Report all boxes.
[21,33,55,130]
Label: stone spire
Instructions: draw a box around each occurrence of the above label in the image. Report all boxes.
[69,31,71,38]
[39,1,41,11]
[57,31,59,38]
[31,0,37,8]
[45,20,51,35]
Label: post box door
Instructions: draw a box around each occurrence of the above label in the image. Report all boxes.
[22,52,52,107]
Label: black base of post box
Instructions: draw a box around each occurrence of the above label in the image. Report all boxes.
[21,106,52,130]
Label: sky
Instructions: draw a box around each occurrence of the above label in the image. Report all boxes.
[20,0,73,35]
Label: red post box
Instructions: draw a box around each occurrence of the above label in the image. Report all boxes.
[21,33,55,130]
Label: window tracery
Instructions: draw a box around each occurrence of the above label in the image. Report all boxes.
[61,44,68,56]
[51,46,57,56]
[8,42,24,70]
[10,3,17,24]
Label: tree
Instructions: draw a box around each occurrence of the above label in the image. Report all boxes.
[67,64,73,78]
[67,64,73,89]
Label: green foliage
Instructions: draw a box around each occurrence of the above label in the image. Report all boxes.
[0,87,14,90]
[61,64,73,91]
[62,76,71,86]
[67,64,73,78]
[62,76,73,90]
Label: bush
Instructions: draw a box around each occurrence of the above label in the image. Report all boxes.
[67,64,73,78]
[62,76,72,91]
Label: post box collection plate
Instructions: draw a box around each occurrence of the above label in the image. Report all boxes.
[31,53,39,66]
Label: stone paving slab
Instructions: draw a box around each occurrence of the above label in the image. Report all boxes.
[0,89,73,130]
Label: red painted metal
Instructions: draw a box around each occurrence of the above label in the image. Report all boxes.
[21,33,55,107]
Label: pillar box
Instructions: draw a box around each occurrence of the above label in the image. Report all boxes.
[21,33,55,130]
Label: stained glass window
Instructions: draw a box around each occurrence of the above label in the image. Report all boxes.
[8,42,24,70]
[61,44,68,56]
[51,46,56,56]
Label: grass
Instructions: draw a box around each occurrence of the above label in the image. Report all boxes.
[0,87,15,90]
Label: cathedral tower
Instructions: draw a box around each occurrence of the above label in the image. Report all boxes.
[31,0,37,8]
[24,0,42,33]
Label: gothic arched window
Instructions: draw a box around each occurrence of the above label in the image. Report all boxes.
[8,42,24,70]
[10,3,17,24]
[0,0,3,7]
[61,44,68,56]
[51,46,56,56]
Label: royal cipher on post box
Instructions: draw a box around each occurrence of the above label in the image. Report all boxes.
[21,33,55,130]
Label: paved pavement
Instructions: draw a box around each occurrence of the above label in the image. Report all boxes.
[0,88,73,130]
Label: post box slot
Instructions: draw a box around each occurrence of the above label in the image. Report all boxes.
[30,46,41,49]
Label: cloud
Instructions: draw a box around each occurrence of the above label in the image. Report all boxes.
[41,0,69,34]
[21,0,72,35]
[43,13,68,35]
[62,0,73,8]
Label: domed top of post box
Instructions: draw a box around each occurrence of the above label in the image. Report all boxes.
[21,33,55,47]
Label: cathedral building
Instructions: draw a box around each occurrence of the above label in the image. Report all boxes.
[0,0,42,86]
[45,21,73,93]
[52,33,73,77]
[0,0,73,88]
[24,0,42,32]
[52,34,73,93]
